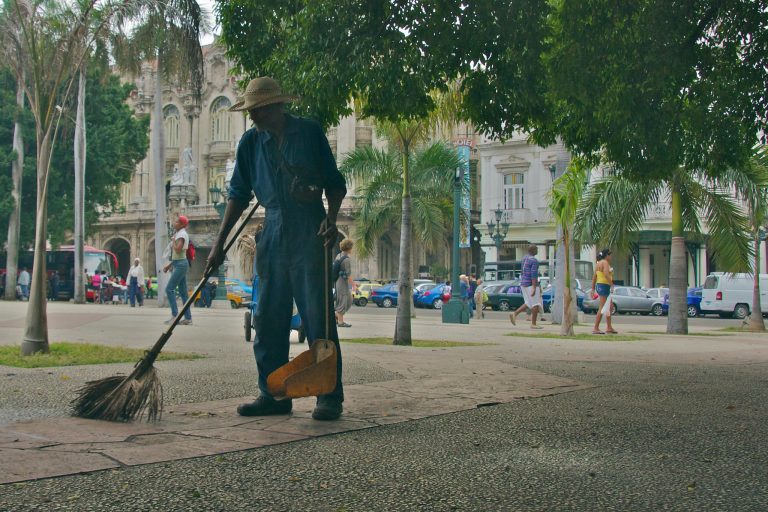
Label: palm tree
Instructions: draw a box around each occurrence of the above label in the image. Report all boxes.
[111,0,207,306]
[549,161,589,335]
[576,165,761,335]
[743,147,768,332]
[341,138,463,345]
[1,0,137,354]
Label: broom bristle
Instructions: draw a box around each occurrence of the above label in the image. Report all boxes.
[71,362,163,422]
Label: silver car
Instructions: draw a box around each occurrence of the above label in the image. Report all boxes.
[582,286,665,316]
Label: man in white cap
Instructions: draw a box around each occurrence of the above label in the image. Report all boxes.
[207,77,346,421]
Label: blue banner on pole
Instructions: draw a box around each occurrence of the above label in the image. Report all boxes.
[457,144,471,248]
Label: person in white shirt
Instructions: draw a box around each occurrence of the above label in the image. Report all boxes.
[163,215,192,324]
[18,268,30,300]
[128,258,145,307]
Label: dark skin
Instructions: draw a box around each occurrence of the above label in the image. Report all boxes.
[206,103,343,273]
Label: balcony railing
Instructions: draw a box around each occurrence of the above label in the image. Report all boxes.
[208,140,235,158]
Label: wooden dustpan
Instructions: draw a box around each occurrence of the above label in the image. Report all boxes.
[267,245,337,400]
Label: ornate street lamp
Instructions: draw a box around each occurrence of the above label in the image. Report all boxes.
[486,205,510,254]
[209,185,228,306]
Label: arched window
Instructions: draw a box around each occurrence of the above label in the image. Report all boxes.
[163,105,180,148]
[210,97,232,142]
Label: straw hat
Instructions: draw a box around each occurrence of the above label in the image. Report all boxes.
[229,77,300,112]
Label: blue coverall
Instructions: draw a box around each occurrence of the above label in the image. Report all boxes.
[228,115,346,402]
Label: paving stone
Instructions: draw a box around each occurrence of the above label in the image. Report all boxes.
[263,417,376,437]
[92,436,256,466]
[0,448,117,484]
[178,427,309,446]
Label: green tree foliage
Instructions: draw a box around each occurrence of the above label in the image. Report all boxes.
[217,0,550,130]
[340,142,463,257]
[538,0,768,178]
[0,65,149,249]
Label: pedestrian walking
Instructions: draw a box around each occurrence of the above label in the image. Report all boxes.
[592,248,617,335]
[99,270,109,304]
[468,275,478,318]
[128,258,145,307]
[48,270,59,301]
[510,245,543,329]
[473,278,486,319]
[334,239,356,328]
[163,215,193,325]
[207,76,347,421]
[18,268,30,301]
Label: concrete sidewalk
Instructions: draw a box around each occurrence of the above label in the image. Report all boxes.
[1,301,765,486]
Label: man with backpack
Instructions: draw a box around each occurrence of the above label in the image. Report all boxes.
[163,214,193,325]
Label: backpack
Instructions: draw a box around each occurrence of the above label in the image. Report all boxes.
[186,241,196,264]
[332,254,348,282]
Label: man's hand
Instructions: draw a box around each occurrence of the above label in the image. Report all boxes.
[163,263,172,273]
[318,216,339,247]
[206,242,225,274]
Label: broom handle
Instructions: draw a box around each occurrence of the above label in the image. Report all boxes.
[325,244,330,340]
[146,201,261,359]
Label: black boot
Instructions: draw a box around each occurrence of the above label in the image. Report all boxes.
[237,395,292,416]
[312,396,343,421]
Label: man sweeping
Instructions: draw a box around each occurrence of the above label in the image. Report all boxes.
[207,77,346,421]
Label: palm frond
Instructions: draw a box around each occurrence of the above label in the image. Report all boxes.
[687,180,753,273]
[575,175,661,252]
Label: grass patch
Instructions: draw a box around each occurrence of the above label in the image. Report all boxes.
[717,326,767,333]
[506,332,647,342]
[0,342,202,368]
[341,338,493,348]
[630,331,733,337]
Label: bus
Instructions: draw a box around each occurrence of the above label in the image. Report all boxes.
[484,259,594,283]
[0,245,117,301]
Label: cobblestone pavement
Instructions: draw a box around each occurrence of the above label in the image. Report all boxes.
[0,301,766,510]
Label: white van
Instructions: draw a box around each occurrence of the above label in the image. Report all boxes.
[700,273,768,319]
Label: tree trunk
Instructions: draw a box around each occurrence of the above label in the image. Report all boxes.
[21,132,52,355]
[667,188,688,334]
[73,67,87,304]
[749,236,765,331]
[394,146,412,345]
[560,227,575,336]
[4,71,24,301]
[153,55,169,307]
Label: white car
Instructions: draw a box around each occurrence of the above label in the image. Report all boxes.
[700,273,768,319]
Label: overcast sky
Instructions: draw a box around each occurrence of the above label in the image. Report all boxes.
[200,0,217,45]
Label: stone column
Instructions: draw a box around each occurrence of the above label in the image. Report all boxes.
[639,248,651,289]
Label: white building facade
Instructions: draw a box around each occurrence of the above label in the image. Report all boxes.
[477,134,767,288]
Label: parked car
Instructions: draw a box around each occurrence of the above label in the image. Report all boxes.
[542,286,585,312]
[701,273,768,319]
[371,283,399,308]
[353,282,381,307]
[662,287,703,318]
[415,283,450,309]
[647,287,670,300]
[226,278,253,296]
[485,282,525,311]
[581,286,665,316]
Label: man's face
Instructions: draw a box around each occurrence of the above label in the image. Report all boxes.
[248,103,283,131]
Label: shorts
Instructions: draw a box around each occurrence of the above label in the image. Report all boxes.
[596,283,611,297]
[521,285,543,310]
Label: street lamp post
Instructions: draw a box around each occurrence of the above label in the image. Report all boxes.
[486,205,510,255]
[209,185,228,307]
[442,166,470,324]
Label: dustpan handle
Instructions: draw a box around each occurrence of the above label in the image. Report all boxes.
[155,201,261,346]
[325,244,330,340]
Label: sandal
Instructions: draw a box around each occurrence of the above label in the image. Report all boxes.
[338,322,352,328]
[530,325,543,330]
[592,330,605,335]
[606,329,619,334]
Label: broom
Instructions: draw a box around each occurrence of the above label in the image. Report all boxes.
[72,201,261,422]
